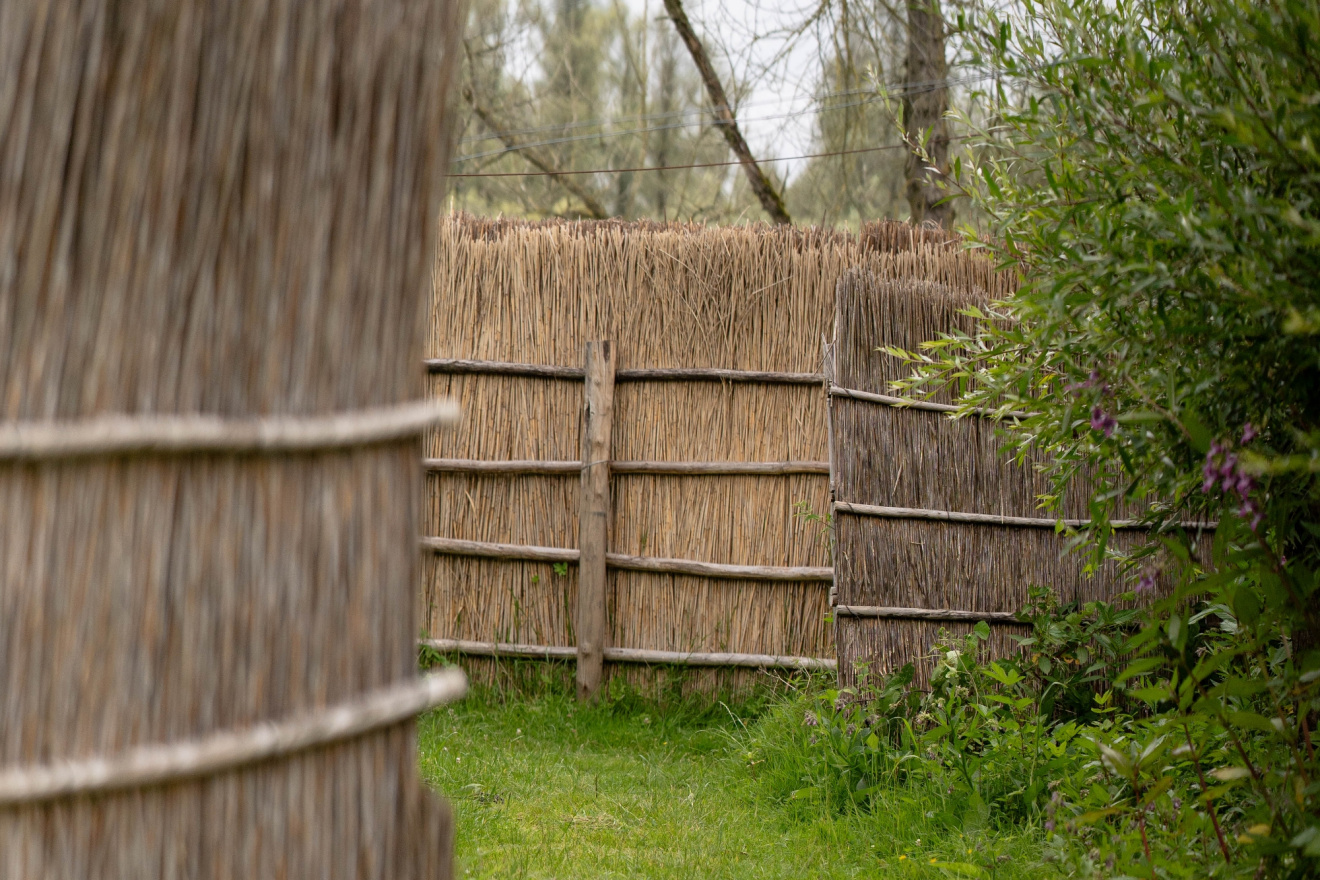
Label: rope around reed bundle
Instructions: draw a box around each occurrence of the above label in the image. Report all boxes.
[0,671,467,807]
[0,400,459,461]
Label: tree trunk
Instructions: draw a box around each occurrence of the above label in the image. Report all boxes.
[902,0,953,228]
[662,0,792,225]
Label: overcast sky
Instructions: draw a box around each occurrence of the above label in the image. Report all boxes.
[632,0,838,180]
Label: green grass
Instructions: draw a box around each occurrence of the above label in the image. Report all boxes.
[418,675,1062,879]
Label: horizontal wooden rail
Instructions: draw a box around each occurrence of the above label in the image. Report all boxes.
[608,552,833,581]
[424,459,582,475]
[834,604,1019,623]
[835,500,1081,529]
[615,367,823,384]
[420,536,833,581]
[423,458,830,476]
[421,639,578,660]
[0,671,468,806]
[425,358,586,379]
[421,638,836,670]
[420,537,579,562]
[833,501,1217,531]
[424,358,823,385]
[829,385,1031,420]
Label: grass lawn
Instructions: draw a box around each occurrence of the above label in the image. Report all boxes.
[417,675,1061,879]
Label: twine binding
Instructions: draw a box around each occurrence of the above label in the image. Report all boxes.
[0,399,460,461]
[0,670,467,807]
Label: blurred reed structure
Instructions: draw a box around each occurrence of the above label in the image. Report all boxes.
[0,1,465,876]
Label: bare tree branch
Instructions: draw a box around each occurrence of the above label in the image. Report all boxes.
[661,0,792,225]
[461,86,610,220]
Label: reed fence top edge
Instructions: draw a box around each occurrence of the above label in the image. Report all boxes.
[438,211,963,253]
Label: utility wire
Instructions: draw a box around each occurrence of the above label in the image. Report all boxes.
[448,141,944,178]
[454,84,883,144]
[454,72,990,156]
[452,93,891,163]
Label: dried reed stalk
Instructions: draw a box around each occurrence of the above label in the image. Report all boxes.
[0,0,462,875]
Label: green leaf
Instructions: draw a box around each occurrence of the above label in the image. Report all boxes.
[1209,766,1251,782]
[1115,657,1166,684]
[1098,744,1132,777]
[1180,409,1212,454]
[1227,711,1278,735]
[1131,685,1172,705]
[1166,614,1186,650]
[1141,774,1174,804]
[1076,806,1123,825]
[973,620,991,640]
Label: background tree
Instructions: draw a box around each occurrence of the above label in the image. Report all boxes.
[900,0,953,227]
[446,0,972,227]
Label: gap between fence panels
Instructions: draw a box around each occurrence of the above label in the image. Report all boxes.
[423,458,831,475]
[419,536,835,582]
[420,639,837,670]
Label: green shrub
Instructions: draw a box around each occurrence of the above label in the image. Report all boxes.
[883,1,1320,875]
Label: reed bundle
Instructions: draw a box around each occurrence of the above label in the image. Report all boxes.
[0,0,461,875]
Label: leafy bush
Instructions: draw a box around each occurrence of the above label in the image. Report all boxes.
[748,594,1131,827]
[878,0,1320,875]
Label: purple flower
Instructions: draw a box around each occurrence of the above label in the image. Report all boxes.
[1237,499,1263,531]
[1090,406,1117,437]
[1234,472,1255,499]
[1044,820,1056,832]
[1136,573,1158,595]
[1068,370,1112,397]
[1241,423,1258,444]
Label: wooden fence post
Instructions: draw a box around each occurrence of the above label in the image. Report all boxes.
[576,341,615,701]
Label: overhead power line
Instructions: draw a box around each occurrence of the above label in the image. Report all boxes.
[454,84,882,145]
[453,93,884,164]
[448,141,936,179]
[453,73,991,161]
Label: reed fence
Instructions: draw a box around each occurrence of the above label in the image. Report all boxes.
[421,216,969,694]
[828,270,1156,686]
[0,0,464,875]
[425,216,1185,698]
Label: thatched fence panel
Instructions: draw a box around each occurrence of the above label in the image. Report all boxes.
[829,270,1139,687]
[1,0,463,875]
[425,217,885,693]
